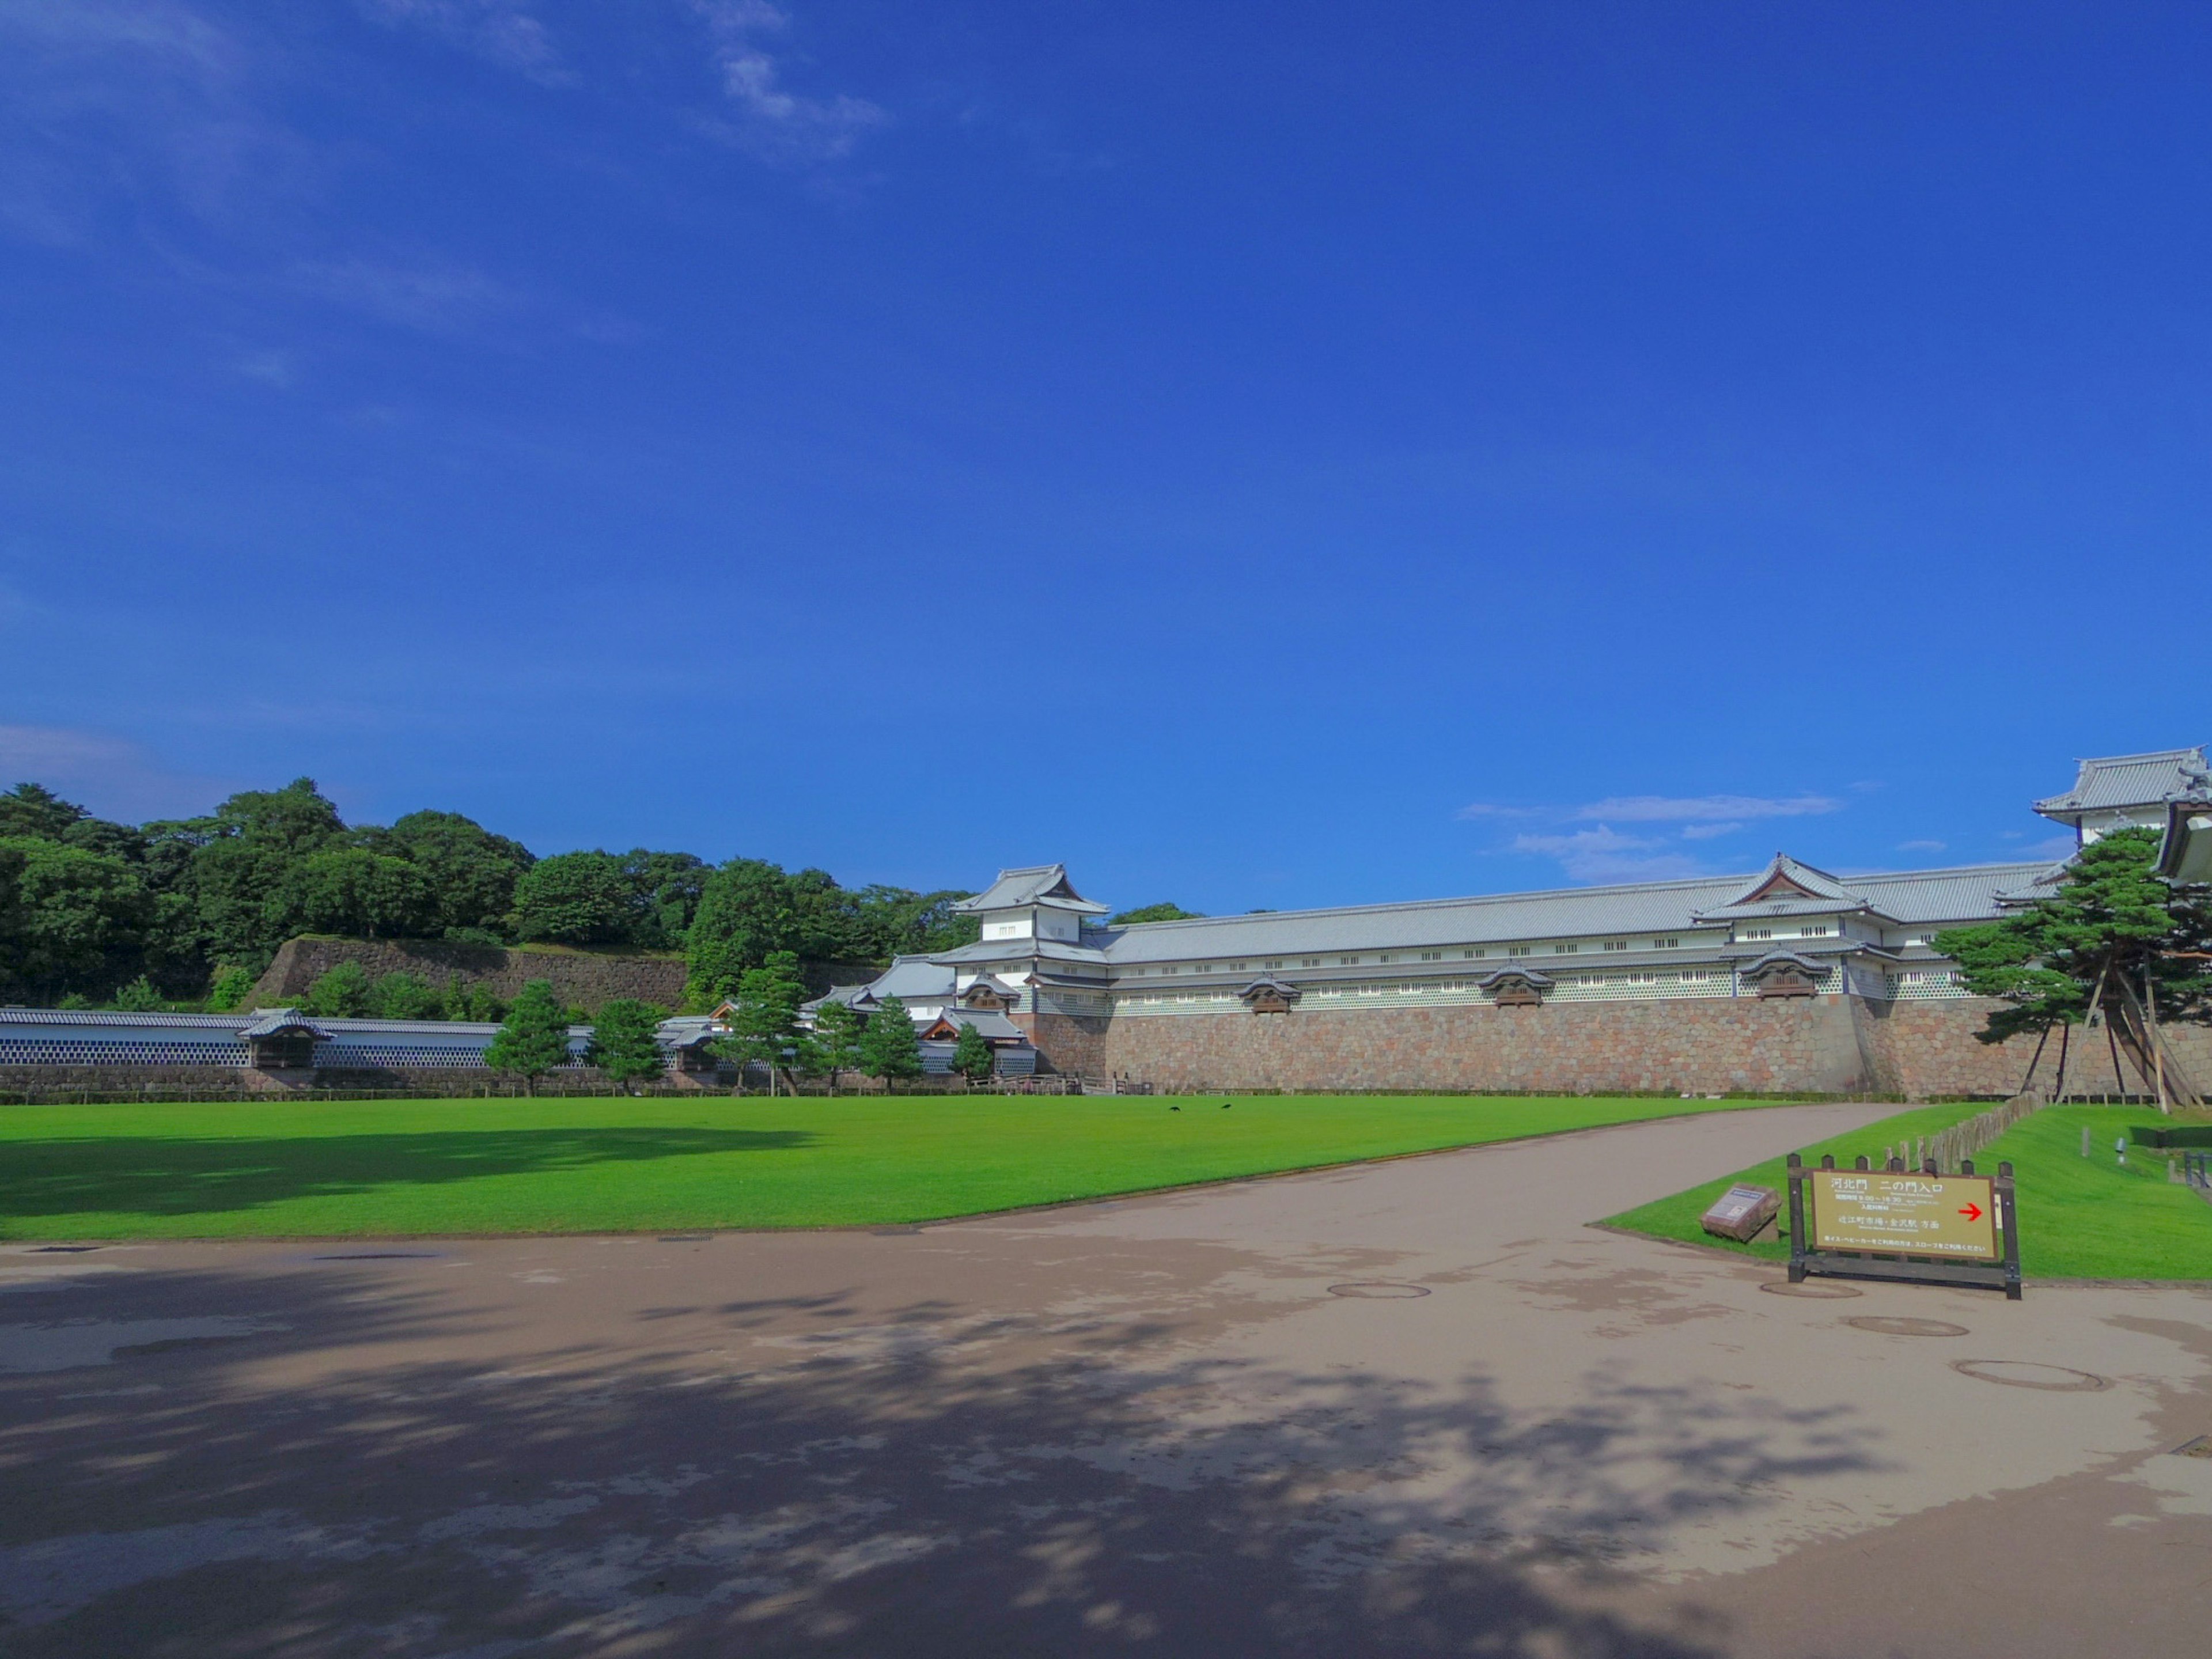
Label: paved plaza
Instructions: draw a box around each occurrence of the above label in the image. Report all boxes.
[3,1104,2209,1657]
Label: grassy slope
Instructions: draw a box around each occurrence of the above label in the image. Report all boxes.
[0,1093,1779,1241]
[1605,1103,2212,1279]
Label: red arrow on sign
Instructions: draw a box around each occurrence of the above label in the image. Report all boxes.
[1958,1202,1984,1222]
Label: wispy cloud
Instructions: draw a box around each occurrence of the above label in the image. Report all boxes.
[0,0,285,244]
[357,0,571,85]
[1570,793,1842,824]
[1463,783,1847,884]
[0,724,228,820]
[1454,802,1536,821]
[290,255,524,332]
[688,0,887,164]
[1897,838,1946,853]
[1509,827,1707,885]
[230,347,294,387]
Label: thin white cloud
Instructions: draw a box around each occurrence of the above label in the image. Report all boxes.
[230,347,294,387]
[1453,802,1540,821]
[1679,821,1743,841]
[1897,838,1946,853]
[1510,828,1707,885]
[357,0,571,86]
[1571,793,1842,823]
[0,724,228,821]
[688,0,887,164]
[0,0,283,244]
[290,255,521,332]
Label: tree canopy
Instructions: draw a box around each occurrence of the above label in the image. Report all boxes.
[0,774,976,1007]
[1937,827,2210,1101]
[484,980,574,1092]
[859,994,925,1086]
[1109,902,1206,924]
[588,998,669,1089]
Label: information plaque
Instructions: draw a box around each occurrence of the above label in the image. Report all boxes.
[1786,1153,2021,1298]
[1809,1170,1998,1261]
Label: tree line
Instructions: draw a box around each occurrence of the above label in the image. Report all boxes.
[0,777,978,1012]
[487,963,960,1094]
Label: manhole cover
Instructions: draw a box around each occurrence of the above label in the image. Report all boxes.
[1846,1317,1969,1338]
[1952,1359,2109,1392]
[312,1252,442,1261]
[1327,1282,1431,1299]
[2172,1435,2212,1459]
[1758,1281,1862,1299]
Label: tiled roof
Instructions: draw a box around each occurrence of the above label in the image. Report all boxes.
[950,865,1110,915]
[2035,748,2209,816]
[1088,862,2044,964]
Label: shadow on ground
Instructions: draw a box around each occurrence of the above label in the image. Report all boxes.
[0,1127,814,1222]
[0,1261,1884,1658]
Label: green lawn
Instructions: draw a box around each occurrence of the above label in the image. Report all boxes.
[0,1093,1781,1240]
[1604,1103,2212,1279]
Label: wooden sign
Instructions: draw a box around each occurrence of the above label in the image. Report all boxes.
[1700,1184,1781,1243]
[1786,1153,2021,1299]
[1809,1170,1998,1261]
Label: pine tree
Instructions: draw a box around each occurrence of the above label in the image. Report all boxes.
[951,1019,995,1084]
[812,998,866,1091]
[859,994,923,1090]
[588,998,668,1092]
[1938,827,2211,1101]
[484,979,573,1094]
[713,950,809,1090]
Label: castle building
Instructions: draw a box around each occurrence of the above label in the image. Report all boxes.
[835,748,2212,1097]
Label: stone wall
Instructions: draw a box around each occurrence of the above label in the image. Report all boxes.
[0,1066,299,1097]
[0,1064,714,1099]
[250,937,691,1012]
[1069,995,2190,1099]
[1018,1012,1113,1077]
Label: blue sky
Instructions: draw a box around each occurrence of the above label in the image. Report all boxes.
[2,1,2206,912]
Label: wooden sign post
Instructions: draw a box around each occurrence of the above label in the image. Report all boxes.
[1786,1153,2021,1300]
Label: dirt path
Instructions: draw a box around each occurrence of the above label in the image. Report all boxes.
[2,1102,2207,1657]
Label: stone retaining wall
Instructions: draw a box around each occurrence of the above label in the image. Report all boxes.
[249,938,690,1012]
[1082,994,2212,1098]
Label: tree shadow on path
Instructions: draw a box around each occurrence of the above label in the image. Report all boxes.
[0,1260,1888,1658]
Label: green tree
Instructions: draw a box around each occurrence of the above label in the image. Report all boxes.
[205,965,256,1012]
[951,1019,995,1083]
[0,782,89,841]
[266,849,434,940]
[301,961,373,1017]
[588,998,669,1090]
[0,836,154,1001]
[508,851,634,945]
[859,994,924,1090]
[620,850,711,949]
[446,978,509,1023]
[370,971,445,1020]
[1938,827,2211,1099]
[1109,902,1205,924]
[382,810,535,935]
[484,979,574,1094]
[853,886,980,958]
[685,858,801,1006]
[178,779,347,967]
[714,950,810,1088]
[812,997,866,1090]
[111,975,164,1013]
